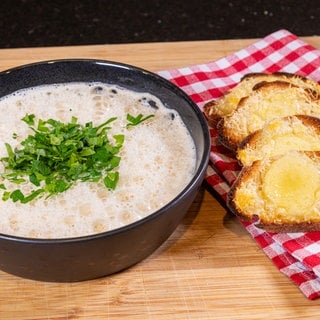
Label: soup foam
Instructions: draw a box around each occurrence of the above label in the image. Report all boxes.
[0,83,196,238]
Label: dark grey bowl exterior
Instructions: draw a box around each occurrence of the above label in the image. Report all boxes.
[0,59,210,282]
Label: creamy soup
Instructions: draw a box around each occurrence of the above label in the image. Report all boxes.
[0,83,196,238]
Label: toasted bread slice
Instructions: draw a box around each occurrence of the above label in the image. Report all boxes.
[218,81,320,150]
[237,115,320,166]
[228,150,320,232]
[203,72,320,126]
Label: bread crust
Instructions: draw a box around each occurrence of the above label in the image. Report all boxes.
[241,71,314,83]
[254,221,320,233]
[227,161,261,221]
[203,100,218,127]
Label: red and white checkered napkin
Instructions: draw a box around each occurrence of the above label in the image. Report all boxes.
[158,29,320,300]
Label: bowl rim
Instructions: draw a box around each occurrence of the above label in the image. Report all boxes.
[0,58,211,244]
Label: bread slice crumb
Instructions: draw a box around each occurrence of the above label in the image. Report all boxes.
[218,80,320,150]
[228,150,320,232]
[203,72,320,127]
[237,115,320,166]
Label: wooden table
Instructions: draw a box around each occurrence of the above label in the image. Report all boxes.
[1,36,320,319]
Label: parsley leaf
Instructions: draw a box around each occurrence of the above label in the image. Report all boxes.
[126,113,154,128]
[103,172,119,190]
[22,114,35,126]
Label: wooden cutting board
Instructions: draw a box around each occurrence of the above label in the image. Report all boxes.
[1,37,320,320]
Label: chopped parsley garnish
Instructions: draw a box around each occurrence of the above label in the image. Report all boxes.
[126,113,155,128]
[0,112,154,203]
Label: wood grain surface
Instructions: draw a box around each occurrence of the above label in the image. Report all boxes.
[1,36,320,320]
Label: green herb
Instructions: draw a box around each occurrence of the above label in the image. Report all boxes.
[126,113,154,128]
[103,172,119,190]
[22,113,36,126]
[0,111,155,204]
[0,115,124,203]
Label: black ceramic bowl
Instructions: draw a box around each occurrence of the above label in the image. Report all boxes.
[0,59,210,282]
